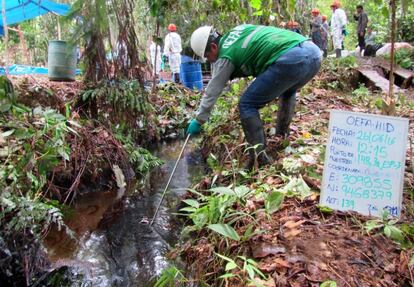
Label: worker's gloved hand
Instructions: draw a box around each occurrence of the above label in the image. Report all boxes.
[342,27,348,36]
[187,119,202,135]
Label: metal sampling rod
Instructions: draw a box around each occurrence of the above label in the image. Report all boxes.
[150,133,191,226]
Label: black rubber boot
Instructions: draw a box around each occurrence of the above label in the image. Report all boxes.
[276,94,296,137]
[174,73,180,83]
[335,48,341,58]
[241,116,271,171]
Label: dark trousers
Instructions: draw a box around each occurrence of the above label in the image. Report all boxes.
[364,44,383,57]
[358,32,366,50]
[311,32,323,50]
[238,41,321,119]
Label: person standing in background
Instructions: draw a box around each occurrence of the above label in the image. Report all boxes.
[287,21,302,34]
[149,39,162,77]
[310,8,323,52]
[330,1,347,58]
[321,15,330,57]
[353,5,368,56]
[164,23,182,83]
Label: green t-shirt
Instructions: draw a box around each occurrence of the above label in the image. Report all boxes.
[218,24,307,78]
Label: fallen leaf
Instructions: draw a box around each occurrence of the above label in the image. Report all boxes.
[112,164,126,189]
[265,176,283,185]
[284,228,302,238]
[258,262,277,272]
[300,154,316,164]
[309,192,319,201]
[248,278,276,287]
[384,263,396,273]
[302,131,312,139]
[274,258,291,268]
[302,175,321,189]
[286,254,306,263]
[312,88,327,96]
[279,216,302,224]
[273,274,288,286]
[159,119,171,125]
[283,220,306,229]
[246,199,257,212]
[252,243,286,258]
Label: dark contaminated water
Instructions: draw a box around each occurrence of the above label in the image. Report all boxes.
[45,140,204,286]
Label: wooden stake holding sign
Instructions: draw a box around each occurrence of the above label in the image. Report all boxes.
[320,110,409,217]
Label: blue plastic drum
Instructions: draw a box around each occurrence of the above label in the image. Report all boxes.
[180,60,203,91]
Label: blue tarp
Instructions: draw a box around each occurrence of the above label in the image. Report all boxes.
[0,64,81,76]
[0,0,70,36]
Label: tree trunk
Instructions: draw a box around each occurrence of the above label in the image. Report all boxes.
[151,21,160,95]
[17,26,30,64]
[112,0,145,83]
[382,0,396,116]
[57,15,61,40]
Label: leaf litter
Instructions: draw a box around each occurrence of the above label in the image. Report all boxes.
[180,70,414,286]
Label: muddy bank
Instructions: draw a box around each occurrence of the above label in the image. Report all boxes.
[1,76,200,285]
[11,76,200,143]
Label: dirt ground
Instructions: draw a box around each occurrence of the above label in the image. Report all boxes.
[181,71,414,286]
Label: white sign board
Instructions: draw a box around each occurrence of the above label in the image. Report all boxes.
[320,110,409,217]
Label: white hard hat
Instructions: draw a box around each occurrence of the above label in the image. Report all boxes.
[190,26,213,59]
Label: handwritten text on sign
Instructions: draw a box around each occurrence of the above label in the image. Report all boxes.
[320,110,408,217]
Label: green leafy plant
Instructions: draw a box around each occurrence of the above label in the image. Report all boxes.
[364,212,406,245]
[317,204,334,214]
[81,79,152,115]
[179,186,250,230]
[352,84,370,98]
[319,57,357,91]
[0,76,17,113]
[113,128,163,175]
[282,157,303,174]
[206,153,221,172]
[327,80,339,90]
[384,48,414,71]
[265,191,284,214]
[279,174,312,200]
[1,107,73,195]
[320,280,337,287]
[350,84,383,111]
[1,104,76,246]
[207,223,240,241]
[154,266,186,287]
[216,253,266,282]
[0,192,72,237]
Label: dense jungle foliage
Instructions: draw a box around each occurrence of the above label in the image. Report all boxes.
[1,0,413,67]
[0,0,413,286]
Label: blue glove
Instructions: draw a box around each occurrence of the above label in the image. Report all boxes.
[342,27,348,36]
[187,119,202,135]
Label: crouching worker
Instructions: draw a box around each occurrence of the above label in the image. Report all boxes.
[363,27,383,57]
[187,24,322,170]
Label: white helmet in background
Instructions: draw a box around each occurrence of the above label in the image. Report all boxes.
[190,26,213,59]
